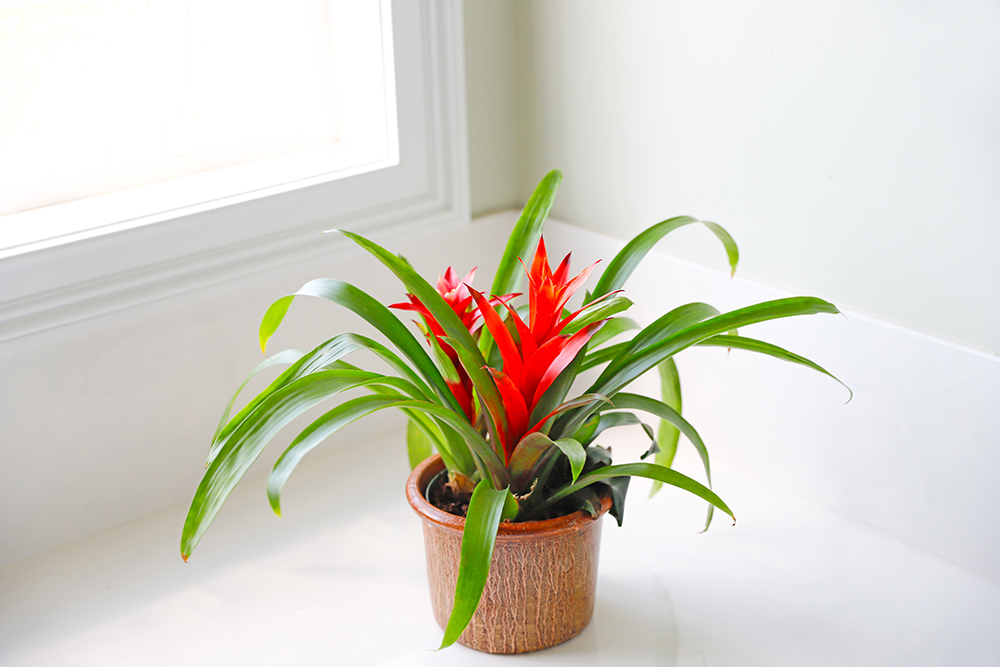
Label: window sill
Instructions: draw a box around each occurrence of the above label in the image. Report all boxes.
[1,428,996,666]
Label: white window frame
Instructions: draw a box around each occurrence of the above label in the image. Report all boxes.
[0,0,470,351]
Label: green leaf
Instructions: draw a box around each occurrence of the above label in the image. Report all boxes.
[507,432,558,494]
[563,486,603,518]
[536,392,612,435]
[698,334,852,401]
[182,371,431,559]
[208,332,435,465]
[580,412,654,447]
[580,342,629,371]
[440,481,510,649]
[328,359,472,475]
[587,317,640,349]
[407,418,435,470]
[552,437,586,484]
[533,463,735,525]
[625,303,722,355]
[212,349,305,445]
[256,279,459,413]
[650,358,681,497]
[338,231,484,364]
[527,344,587,429]
[596,476,630,527]
[590,216,738,301]
[608,393,715,530]
[593,297,841,400]
[559,296,634,336]
[491,170,562,298]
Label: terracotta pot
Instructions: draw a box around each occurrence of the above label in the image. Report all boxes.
[405,454,612,654]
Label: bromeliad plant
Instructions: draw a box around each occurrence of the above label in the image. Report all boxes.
[181,170,847,648]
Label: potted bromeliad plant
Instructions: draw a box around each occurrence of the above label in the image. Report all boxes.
[181,171,846,654]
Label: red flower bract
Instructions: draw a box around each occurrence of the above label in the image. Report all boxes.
[390,267,515,423]
[470,237,604,462]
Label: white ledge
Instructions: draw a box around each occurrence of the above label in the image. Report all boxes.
[1,429,997,666]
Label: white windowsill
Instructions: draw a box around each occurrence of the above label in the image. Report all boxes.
[1,428,996,666]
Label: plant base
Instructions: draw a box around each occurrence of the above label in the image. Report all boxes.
[406,455,611,654]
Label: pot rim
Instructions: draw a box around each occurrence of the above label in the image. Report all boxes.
[406,454,612,539]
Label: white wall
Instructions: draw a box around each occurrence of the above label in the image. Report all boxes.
[477,1,1000,355]
[463,1,521,215]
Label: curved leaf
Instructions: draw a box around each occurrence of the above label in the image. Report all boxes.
[580,342,628,372]
[650,358,682,497]
[698,334,852,401]
[588,317,640,349]
[592,297,841,399]
[581,412,654,447]
[507,432,558,493]
[532,463,735,525]
[212,349,305,444]
[606,393,715,530]
[257,279,458,413]
[209,332,435,464]
[440,481,510,649]
[182,371,430,559]
[552,437,586,484]
[407,418,435,470]
[590,217,738,300]
[338,231,485,366]
[559,296,633,336]
[491,170,562,298]
[624,303,722,355]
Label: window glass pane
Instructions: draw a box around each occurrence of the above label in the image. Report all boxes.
[0,0,338,215]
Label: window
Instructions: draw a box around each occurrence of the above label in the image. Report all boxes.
[0,0,469,350]
[0,0,397,255]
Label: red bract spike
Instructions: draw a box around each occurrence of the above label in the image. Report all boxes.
[468,285,524,385]
[530,321,604,407]
[530,236,551,285]
[552,252,572,284]
[518,334,570,412]
[439,267,459,293]
[554,259,601,314]
[496,295,536,358]
[486,368,529,460]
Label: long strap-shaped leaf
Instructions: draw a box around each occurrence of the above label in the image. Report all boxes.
[650,358,682,497]
[490,170,562,298]
[604,393,715,530]
[338,231,484,363]
[266,394,512,515]
[267,393,510,512]
[326,358,471,474]
[529,463,735,524]
[560,298,839,437]
[181,371,430,559]
[590,216,738,301]
[212,349,305,444]
[579,303,720,373]
[440,480,510,649]
[593,297,840,398]
[209,332,436,464]
[257,278,461,414]
[625,302,722,354]
[697,334,852,401]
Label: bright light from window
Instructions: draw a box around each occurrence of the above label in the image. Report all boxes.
[0,0,397,256]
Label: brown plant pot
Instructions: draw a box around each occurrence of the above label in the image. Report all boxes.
[405,454,612,654]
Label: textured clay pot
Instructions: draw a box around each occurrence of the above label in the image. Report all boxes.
[406,454,612,654]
